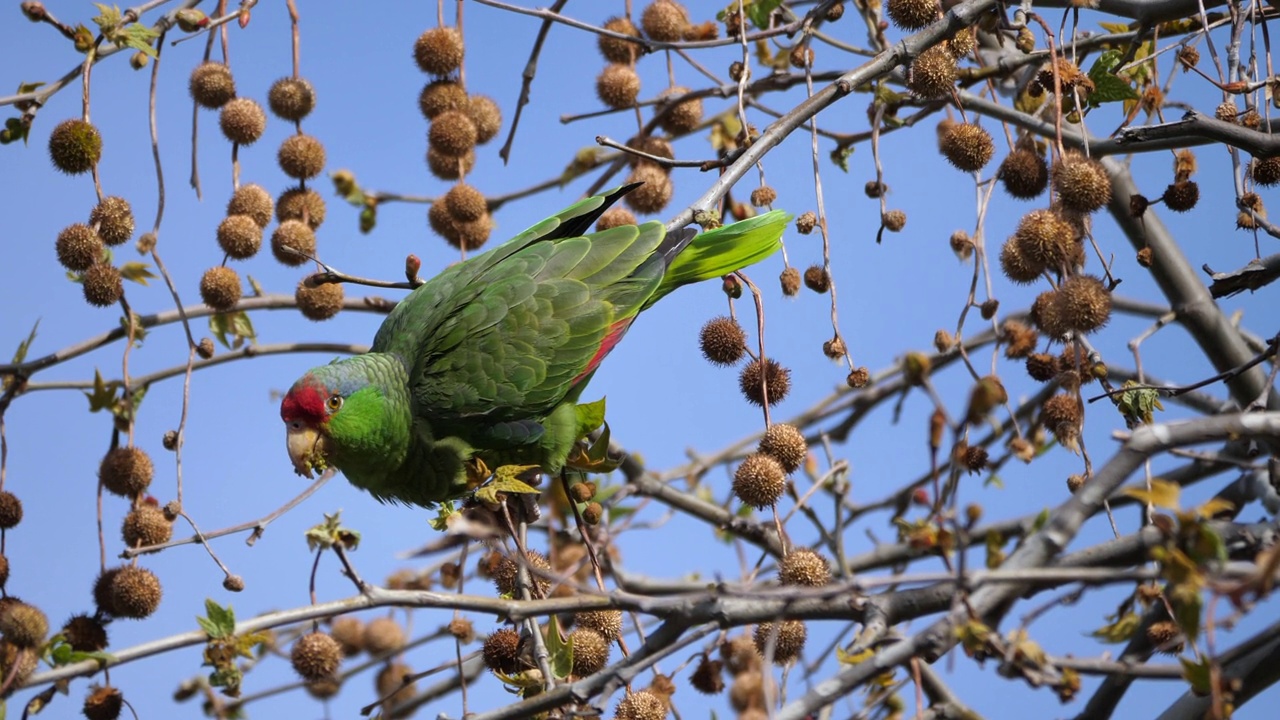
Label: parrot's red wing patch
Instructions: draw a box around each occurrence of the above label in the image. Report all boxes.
[572,318,634,384]
[281,382,327,424]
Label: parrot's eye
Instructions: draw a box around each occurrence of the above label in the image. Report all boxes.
[326,394,343,412]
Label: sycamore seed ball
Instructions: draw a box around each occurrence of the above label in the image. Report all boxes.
[291,631,343,682]
[363,617,406,656]
[699,316,747,366]
[219,97,266,145]
[1042,393,1083,436]
[493,550,552,598]
[739,358,791,406]
[1055,274,1111,333]
[750,186,777,207]
[82,263,124,307]
[200,266,242,311]
[82,686,124,720]
[999,236,1043,285]
[597,64,641,110]
[780,266,801,296]
[657,86,703,134]
[615,689,668,720]
[419,80,467,120]
[575,609,623,641]
[296,281,344,321]
[267,77,316,121]
[882,209,907,232]
[887,0,939,30]
[216,214,262,259]
[642,0,689,42]
[414,27,465,76]
[109,565,162,618]
[570,628,610,676]
[429,110,478,157]
[1030,290,1069,340]
[329,616,365,656]
[1052,153,1112,213]
[753,619,807,665]
[939,122,994,172]
[89,196,135,246]
[277,134,327,180]
[624,165,673,214]
[188,62,236,109]
[599,16,641,64]
[803,265,830,293]
[227,184,274,228]
[376,661,417,707]
[0,602,48,648]
[690,657,725,695]
[271,220,316,266]
[122,503,173,548]
[48,119,102,175]
[758,423,807,474]
[444,183,487,222]
[426,146,476,180]
[1012,209,1076,270]
[733,453,786,508]
[597,207,637,231]
[1251,157,1280,186]
[467,95,503,144]
[1162,181,1199,212]
[0,493,16,530]
[483,627,522,674]
[56,223,104,271]
[907,44,956,99]
[277,187,327,229]
[62,614,108,652]
[779,548,831,587]
[999,148,1050,199]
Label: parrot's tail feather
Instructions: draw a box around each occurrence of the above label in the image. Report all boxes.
[650,209,790,306]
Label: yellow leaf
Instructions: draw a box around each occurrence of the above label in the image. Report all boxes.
[1194,497,1235,519]
[1098,21,1134,33]
[1122,477,1180,510]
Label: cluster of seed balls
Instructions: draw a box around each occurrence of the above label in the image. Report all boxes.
[186,61,344,321]
[594,2,706,216]
[414,26,503,250]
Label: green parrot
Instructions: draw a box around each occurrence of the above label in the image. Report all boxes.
[281,183,789,507]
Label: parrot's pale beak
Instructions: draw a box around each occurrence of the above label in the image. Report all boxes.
[286,423,324,478]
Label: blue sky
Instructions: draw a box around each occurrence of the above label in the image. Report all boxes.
[1,1,1278,718]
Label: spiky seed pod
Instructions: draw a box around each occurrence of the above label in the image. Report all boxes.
[642,1,688,42]
[277,134,327,179]
[569,628,610,676]
[271,220,317,266]
[426,145,476,180]
[414,27,465,75]
[216,215,262,260]
[625,136,673,170]
[93,568,123,616]
[291,632,342,681]
[939,122,994,172]
[440,212,494,251]
[219,97,266,145]
[199,266,242,311]
[780,266,801,296]
[1013,209,1076,271]
[267,77,316,121]
[493,549,552,598]
[447,617,475,644]
[63,614,108,652]
[699,316,747,366]
[750,186,777,208]
[964,375,1007,425]
[467,95,503,144]
[1241,109,1262,129]
[597,207,637,232]
[690,656,724,694]
[597,64,641,110]
[82,685,123,720]
[1162,181,1199,212]
[189,62,236,109]
[998,236,1044,285]
[1026,353,1060,382]
[444,183,487,222]
[887,0,939,30]
[109,565,162,618]
[882,209,907,232]
[0,602,47,647]
[430,111,480,159]
[82,263,123,307]
[329,616,364,656]
[1065,473,1087,492]
[418,79,466,120]
[753,620,806,664]
[950,230,974,260]
[1041,393,1082,452]
[1147,620,1182,652]
[999,149,1049,199]
[864,180,887,198]
[739,358,791,406]
[732,453,786,508]
[599,17,641,63]
[1030,290,1069,340]
[908,45,956,99]
[0,641,37,696]
[304,675,341,699]
[0,555,7,587]
[624,165,673,214]
[1055,274,1111,333]
[89,196,135,246]
[657,86,703,134]
[615,689,668,720]
[56,223,104,272]
[575,609,623,641]
[1215,102,1238,121]
[795,211,816,234]
[963,445,989,472]
[729,669,764,711]
[948,26,976,57]
[1251,157,1280,186]
[483,627,522,673]
[363,616,406,656]
[48,118,103,175]
[296,281,344,321]
[721,634,760,675]
[226,184,273,228]
[122,503,172,548]
[1238,192,1267,229]
[758,423,807,474]
[277,187,327,229]
[778,548,831,587]
[803,265,830,293]
[1052,153,1112,213]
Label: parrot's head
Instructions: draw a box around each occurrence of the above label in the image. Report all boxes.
[280,356,411,480]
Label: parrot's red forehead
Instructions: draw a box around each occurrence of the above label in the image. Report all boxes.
[281,380,327,424]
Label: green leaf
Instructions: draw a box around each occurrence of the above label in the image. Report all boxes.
[119,23,159,57]
[1116,381,1164,425]
[1030,507,1051,533]
[84,369,119,413]
[745,0,783,28]
[573,398,607,441]
[7,319,36,364]
[546,615,573,680]
[1087,50,1141,107]
[830,145,854,173]
[1180,656,1212,694]
[119,312,145,347]
[429,500,458,531]
[1090,612,1140,643]
[91,3,123,32]
[305,511,361,551]
[209,311,257,350]
[201,599,237,638]
[119,261,156,286]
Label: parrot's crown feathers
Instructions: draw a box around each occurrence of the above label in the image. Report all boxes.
[281,377,328,424]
